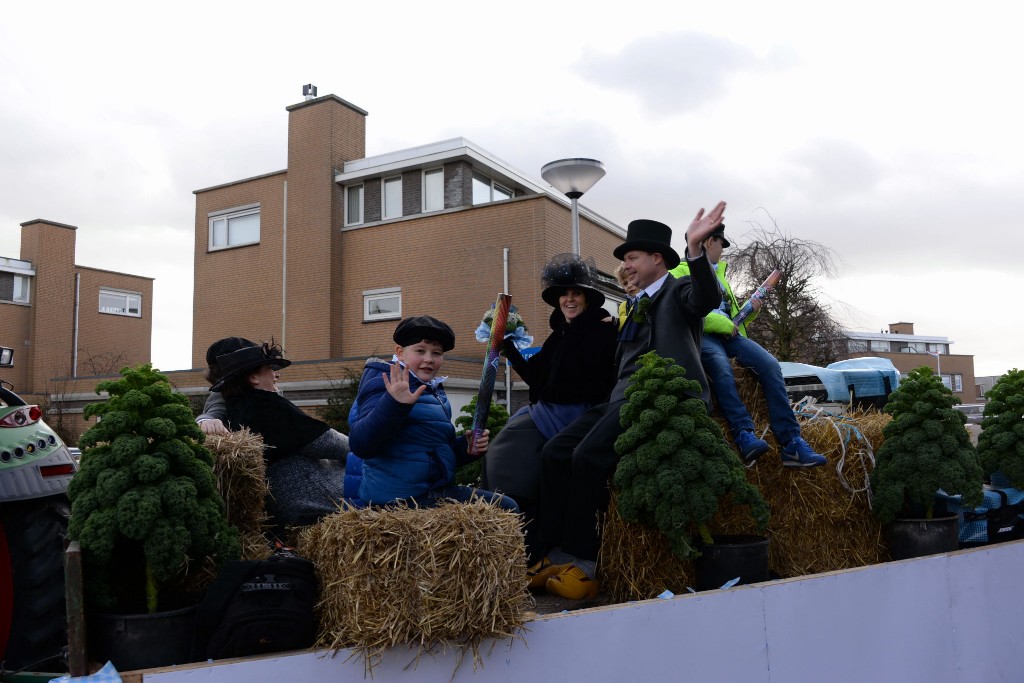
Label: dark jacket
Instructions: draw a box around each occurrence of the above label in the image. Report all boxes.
[613,254,722,405]
[504,305,617,405]
[224,389,345,527]
[350,358,470,505]
[224,390,329,462]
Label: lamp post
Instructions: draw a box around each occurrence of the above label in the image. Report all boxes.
[541,158,606,255]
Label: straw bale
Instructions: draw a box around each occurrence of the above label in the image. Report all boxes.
[297,499,531,673]
[600,365,893,602]
[205,428,270,540]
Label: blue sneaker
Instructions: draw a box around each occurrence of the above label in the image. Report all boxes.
[781,436,827,467]
[734,430,770,465]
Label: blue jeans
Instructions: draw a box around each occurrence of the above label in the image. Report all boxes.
[701,334,800,445]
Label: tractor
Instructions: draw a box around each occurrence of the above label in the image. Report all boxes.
[0,346,75,673]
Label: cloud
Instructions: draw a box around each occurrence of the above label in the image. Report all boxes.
[574,32,795,115]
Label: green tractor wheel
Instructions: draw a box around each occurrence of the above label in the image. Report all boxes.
[0,496,69,673]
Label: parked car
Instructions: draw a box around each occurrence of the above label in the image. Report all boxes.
[954,403,985,425]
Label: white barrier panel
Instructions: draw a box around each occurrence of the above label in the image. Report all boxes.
[143,540,1024,683]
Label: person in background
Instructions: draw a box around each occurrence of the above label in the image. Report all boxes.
[614,262,641,330]
[670,224,826,468]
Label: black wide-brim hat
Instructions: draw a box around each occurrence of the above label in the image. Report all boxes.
[612,219,681,269]
[540,253,607,309]
[210,343,291,392]
[393,315,455,351]
[205,336,255,367]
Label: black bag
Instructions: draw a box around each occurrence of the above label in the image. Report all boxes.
[192,550,318,660]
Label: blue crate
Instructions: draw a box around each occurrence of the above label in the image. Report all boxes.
[935,486,1024,546]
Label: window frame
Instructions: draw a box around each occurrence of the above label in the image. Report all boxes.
[345,184,364,226]
[0,272,31,304]
[472,171,514,205]
[363,287,402,322]
[422,168,444,213]
[208,204,260,251]
[382,176,403,220]
[99,288,142,318]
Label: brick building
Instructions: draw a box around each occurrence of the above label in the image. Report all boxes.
[0,220,153,428]
[189,91,627,415]
[845,322,977,403]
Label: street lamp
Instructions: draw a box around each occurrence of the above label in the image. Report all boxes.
[541,158,605,255]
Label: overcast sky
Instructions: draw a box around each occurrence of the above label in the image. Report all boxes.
[2,1,1020,378]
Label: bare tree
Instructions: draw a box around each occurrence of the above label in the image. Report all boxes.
[727,211,848,366]
[78,349,129,376]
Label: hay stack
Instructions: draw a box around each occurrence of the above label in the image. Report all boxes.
[297,499,531,672]
[600,365,893,602]
[205,428,272,560]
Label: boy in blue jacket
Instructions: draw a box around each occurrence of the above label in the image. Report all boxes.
[350,315,518,511]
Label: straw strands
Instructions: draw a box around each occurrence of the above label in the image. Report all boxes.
[297,499,532,674]
[205,428,273,559]
[600,365,893,602]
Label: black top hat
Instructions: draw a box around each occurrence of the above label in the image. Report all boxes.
[540,253,606,309]
[393,316,456,351]
[613,219,681,269]
[210,342,291,392]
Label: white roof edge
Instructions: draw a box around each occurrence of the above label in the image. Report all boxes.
[335,138,624,238]
[844,330,952,344]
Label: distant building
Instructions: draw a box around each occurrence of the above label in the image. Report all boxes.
[188,90,626,416]
[844,322,976,403]
[0,220,153,433]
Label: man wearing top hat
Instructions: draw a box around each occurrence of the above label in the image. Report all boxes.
[533,202,726,601]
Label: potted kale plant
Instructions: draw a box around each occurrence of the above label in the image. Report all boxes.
[613,352,770,590]
[870,366,984,559]
[67,364,240,669]
[976,368,1024,488]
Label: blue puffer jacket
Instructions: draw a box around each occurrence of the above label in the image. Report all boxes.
[349,357,467,505]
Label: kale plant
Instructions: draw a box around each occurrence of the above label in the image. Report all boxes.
[612,352,769,560]
[68,364,240,612]
[977,368,1024,487]
[870,366,984,523]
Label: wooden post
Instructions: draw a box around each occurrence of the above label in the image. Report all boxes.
[64,540,88,677]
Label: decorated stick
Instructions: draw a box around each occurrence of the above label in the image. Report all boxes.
[468,293,512,455]
[732,269,782,328]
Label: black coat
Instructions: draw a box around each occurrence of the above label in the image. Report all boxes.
[504,305,617,406]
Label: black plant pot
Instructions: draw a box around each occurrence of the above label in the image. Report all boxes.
[88,604,199,671]
[885,515,959,560]
[694,534,770,591]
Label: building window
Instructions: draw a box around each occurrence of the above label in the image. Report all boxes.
[363,287,401,322]
[847,340,868,353]
[927,343,947,354]
[953,374,963,392]
[0,273,30,304]
[346,185,364,226]
[209,205,259,250]
[472,171,513,205]
[423,168,444,212]
[99,288,142,317]
[869,340,889,352]
[383,177,402,219]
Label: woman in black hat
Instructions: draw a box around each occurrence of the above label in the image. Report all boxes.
[485,253,618,582]
[212,340,347,533]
